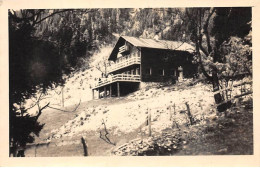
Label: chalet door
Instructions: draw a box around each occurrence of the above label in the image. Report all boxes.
[175,69,177,77]
[172,68,178,80]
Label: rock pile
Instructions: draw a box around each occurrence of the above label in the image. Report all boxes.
[112,131,184,156]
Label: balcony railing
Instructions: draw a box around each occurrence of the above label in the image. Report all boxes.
[108,56,141,73]
[93,74,141,89]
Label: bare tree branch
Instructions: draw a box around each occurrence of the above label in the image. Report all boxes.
[47,99,81,112]
[186,8,214,81]
[35,102,50,121]
[25,92,44,111]
[99,119,116,146]
[33,9,74,26]
[203,8,216,54]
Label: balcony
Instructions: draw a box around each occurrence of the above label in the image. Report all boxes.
[93,74,141,89]
[108,55,141,73]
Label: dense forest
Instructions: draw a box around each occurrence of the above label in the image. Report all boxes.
[9,8,252,156]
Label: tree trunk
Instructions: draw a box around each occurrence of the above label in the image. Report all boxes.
[212,59,231,112]
[212,70,222,104]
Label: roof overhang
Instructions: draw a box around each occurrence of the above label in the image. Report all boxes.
[108,36,196,61]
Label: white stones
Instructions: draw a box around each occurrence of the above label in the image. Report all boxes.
[112,131,182,156]
[47,80,218,144]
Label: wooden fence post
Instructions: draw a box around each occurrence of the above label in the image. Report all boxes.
[173,103,176,115]
[185,102,194,125]
[199,102,203,110]
[148,109,152,137]
[169,105,172,121]
[81,137,88,156]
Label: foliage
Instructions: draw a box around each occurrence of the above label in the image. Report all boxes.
[182,7,251,111]
[9,7,252,156]
[8,9,87,156]
[216,36,252,79]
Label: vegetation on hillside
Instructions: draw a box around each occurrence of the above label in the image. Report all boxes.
[9,8,252,157]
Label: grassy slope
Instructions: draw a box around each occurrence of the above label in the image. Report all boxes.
[24,81,253,156]
[176,98,253,155]
[25,97,141,156]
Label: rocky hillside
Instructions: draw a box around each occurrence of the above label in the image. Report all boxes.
[23,75,253,156]
[48,79,214,140]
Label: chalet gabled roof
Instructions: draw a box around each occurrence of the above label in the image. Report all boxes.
[108,36,195,60]
[122,36,195,52]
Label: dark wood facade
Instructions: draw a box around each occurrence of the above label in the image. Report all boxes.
[141,48,197,82]
[92,36,197,99]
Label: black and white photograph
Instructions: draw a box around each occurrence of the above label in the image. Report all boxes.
[1,1,259,166]
[8,7,253,157]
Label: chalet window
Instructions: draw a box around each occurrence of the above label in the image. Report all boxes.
[171,69,177,76]
[158,69,165,76]
[145,68,152,75]
[136,68,140,75]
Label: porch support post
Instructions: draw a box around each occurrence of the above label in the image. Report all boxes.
[92,89,94,100]
[110,84,112,97]
[104,86,107,98]
[98,88,100,99]
[117,82,120,97]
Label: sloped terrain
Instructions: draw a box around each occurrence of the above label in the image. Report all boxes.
[111,97,253,156]
[20,46,113,116]
[176,97,253,155]
[47,80,214,139]
[20,45,253,156]
[23,77,253,156]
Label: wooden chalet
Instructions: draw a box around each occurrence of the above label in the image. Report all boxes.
[92,36,197,99]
